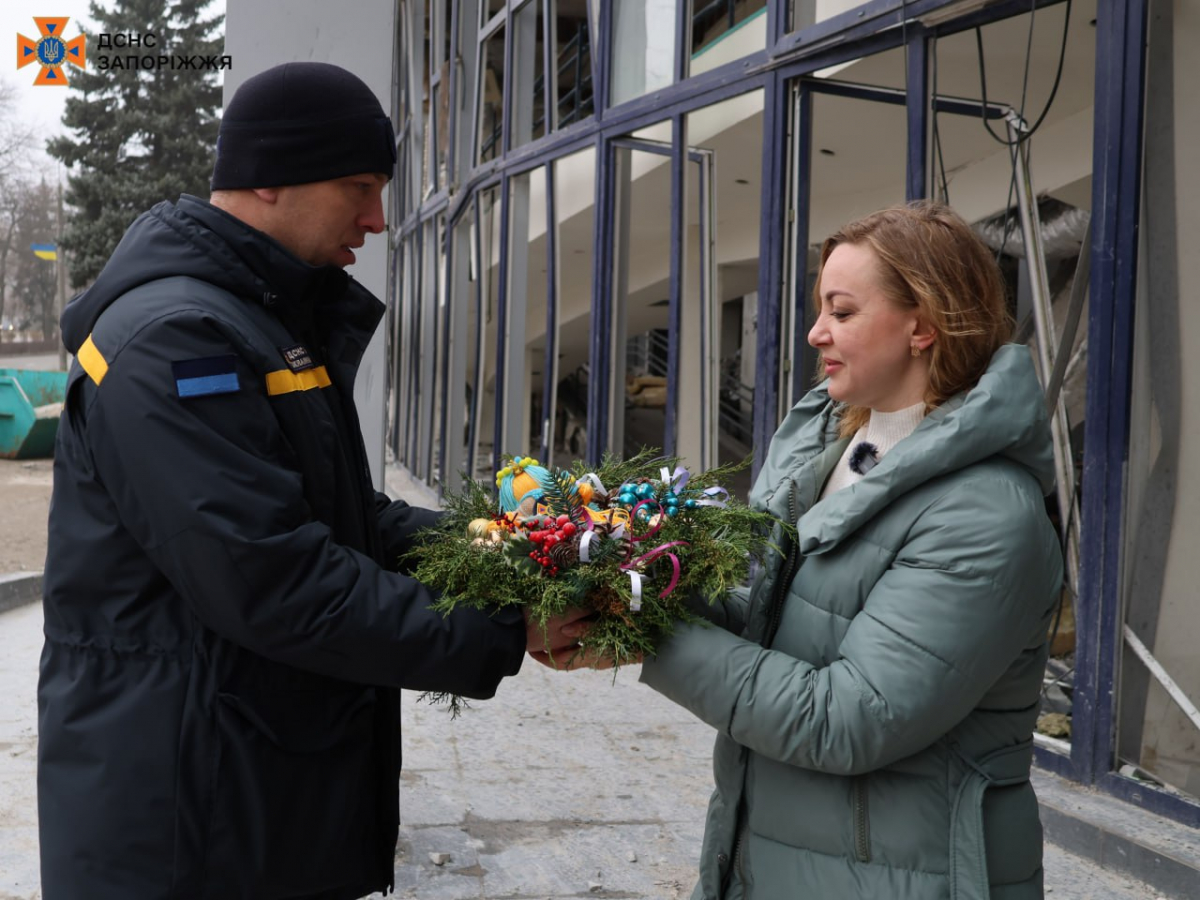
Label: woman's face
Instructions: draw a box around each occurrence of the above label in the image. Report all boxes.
[807,242,932,412]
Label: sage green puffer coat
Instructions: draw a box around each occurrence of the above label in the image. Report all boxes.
[642,345,1063,900]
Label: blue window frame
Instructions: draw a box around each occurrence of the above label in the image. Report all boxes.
[390,0,1197,828]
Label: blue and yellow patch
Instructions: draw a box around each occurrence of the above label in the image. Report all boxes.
[172,356,240,399]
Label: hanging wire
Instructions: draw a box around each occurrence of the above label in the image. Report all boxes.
[990,1,1038,261]
[976,0,1074,148]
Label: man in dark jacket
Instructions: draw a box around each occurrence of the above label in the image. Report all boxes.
[38,62,576,900]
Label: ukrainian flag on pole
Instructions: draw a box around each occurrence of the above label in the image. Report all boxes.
[31,243,57,261]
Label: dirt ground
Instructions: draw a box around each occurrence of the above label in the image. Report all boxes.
[1,352,65,576]
[0,458,52,574]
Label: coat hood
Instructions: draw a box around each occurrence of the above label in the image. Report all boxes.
[751,344,1057,555]
[60,195,359,354]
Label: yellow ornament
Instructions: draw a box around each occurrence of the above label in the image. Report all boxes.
[576,482,594,505]
[496,455,550,514]
[467,518,493,539]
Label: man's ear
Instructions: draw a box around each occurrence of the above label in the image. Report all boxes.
[251,187,280,204]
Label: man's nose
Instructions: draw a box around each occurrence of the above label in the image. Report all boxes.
[360,194,386,234]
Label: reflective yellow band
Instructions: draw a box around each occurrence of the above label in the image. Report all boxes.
[78,334,109,385]
[265,365,331,396]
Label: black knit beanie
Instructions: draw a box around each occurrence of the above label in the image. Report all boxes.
[211,62,396,190]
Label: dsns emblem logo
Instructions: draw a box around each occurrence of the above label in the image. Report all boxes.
[17,17,86,86]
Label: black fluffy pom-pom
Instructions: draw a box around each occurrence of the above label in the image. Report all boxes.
[849,441,879,475]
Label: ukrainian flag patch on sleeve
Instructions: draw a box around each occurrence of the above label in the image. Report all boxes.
[172,355,241,399]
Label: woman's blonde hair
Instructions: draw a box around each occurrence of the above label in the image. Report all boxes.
[814,201,1012,437]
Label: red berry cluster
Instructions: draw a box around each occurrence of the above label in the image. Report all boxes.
[526,514,579,576]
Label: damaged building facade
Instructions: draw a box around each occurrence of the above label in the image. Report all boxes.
[227,0,1200,841]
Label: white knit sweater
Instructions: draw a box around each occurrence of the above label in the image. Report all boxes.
[820,402,926,499]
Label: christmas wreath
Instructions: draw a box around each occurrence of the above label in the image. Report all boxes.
[405,450,783,707]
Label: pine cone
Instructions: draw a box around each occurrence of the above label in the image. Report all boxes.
[594,519,629,543]
[549,539,579,569]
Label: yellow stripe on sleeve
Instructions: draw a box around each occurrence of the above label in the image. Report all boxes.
[265,365,332,396]
[77,334,109,385]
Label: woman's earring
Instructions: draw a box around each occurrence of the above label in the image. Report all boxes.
[911,344,921,358]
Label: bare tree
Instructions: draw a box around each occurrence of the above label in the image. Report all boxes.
[0,79,37,336]
[12,179,58,337]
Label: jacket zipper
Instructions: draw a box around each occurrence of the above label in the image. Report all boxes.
[722,804,749,896]
[853,775,871,863]
[733,816,747,884]
[763,482,799,650]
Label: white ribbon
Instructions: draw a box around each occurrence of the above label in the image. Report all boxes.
[695,486,729,508]
[579,523,627,564]
[579,529,598,563]
[660,465,691,494]
[626,571,643,612]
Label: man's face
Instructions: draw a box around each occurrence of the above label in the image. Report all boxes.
[266,174,388,268]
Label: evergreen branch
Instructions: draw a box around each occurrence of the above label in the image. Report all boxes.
[534,467,586,520]
[416,692,470,719]
[404,449,785,717]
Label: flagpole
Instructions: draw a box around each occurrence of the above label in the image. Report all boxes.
[56,178,67,370]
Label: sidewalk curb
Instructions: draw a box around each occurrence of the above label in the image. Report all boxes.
[0,571,42,614]
[1035,769,1200,899]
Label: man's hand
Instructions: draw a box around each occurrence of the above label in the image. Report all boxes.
[523,607,592,655]
[527,644,641,671]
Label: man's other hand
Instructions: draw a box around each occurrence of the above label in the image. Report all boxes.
[523,607,592,655]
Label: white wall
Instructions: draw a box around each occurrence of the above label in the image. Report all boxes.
[223,0,396,490]
[1121,0,1200,798]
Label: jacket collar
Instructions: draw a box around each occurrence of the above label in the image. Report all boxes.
[176,195,348,308]
[752,345,1056,556]
[176,195,384,367]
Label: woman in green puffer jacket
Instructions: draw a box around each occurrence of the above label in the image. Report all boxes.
[642,202,1062,899]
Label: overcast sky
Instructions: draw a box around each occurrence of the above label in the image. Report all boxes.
[3,1,226,174]
[5,1,99,171]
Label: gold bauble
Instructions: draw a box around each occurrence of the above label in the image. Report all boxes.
[467,518,493,539]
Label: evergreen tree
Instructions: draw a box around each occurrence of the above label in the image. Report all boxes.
[48,0,223,287]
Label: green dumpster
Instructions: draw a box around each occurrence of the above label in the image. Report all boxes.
[0,368,68,459]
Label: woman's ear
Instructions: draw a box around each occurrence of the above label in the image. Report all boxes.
[911,316,937,353]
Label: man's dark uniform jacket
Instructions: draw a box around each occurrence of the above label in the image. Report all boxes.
[38,194,525,899]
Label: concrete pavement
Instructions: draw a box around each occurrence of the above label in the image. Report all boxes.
[0,596,1172,899]
[0,461,1179,898]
